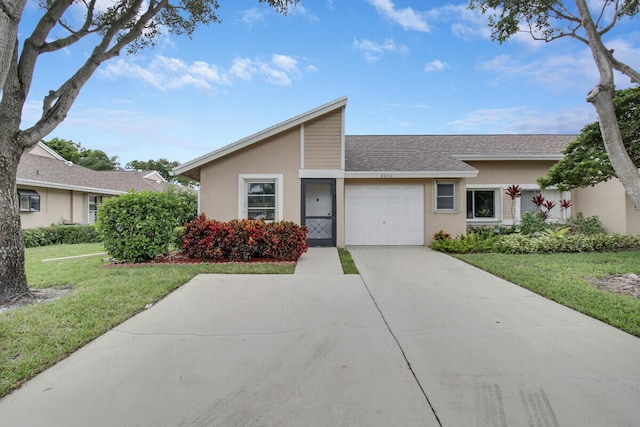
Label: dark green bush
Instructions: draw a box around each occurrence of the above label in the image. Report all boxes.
[519,211,548,235]
[430,232,499,254]
[22,224,99,248]
[566,213,606,235]
[96,188,198,263]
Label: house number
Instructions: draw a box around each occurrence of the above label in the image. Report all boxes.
[381,174,394,178]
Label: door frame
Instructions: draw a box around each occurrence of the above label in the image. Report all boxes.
[301,178,336,247]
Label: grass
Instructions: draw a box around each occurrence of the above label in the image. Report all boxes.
[338,248,359,274]
[0,243,293,398]
[455,251,640,337]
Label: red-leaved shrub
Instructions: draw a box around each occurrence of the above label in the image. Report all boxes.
[182,214,308,262]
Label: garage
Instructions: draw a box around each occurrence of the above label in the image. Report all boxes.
[345,185,424,245]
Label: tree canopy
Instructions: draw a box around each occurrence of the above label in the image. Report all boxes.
[126,158,196,187]
[539,87,640,190]
[44,138,120,170]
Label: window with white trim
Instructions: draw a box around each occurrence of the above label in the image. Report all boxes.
[247,181,276,220]
[18,190,40,212]
[435,182,455,211]
[467,189,497,219]
[88,195,102,223]
[520,189,564,221]
[239,174,283,221]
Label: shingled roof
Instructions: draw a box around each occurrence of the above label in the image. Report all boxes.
[345,134,576,174]
[18,152,172,194]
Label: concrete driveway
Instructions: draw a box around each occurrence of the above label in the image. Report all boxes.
[349,246,640,427]
[1,247,639,426]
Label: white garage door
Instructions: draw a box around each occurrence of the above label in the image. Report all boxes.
[346,185,424,245]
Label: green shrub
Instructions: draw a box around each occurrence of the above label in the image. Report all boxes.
[519,211,548,235]
[467,225,517,237]
[182,215,308,262]
[566,213,606,235]
[22,228,48,248]
[96,188,197,263]
[496,233,640,254]
[430,232,499,254]
[22,224,99,248]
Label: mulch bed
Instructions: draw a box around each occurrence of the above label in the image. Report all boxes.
[103,251,296,268]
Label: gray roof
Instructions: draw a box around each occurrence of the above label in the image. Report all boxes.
[17,152,172,194]
[345,134,576,172]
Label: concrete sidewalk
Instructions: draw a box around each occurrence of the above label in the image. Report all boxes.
[294,247,343,275]
[349,246,640,427]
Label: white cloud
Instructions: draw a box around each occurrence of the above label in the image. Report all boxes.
[271,54,298,72]
[353,38,409,63]
[229,58,257,80]
[446,106,595,134]
[368,0,429,32]
[240,8,265,26]
[100,56,227,91]
[424,59,449,72]
[99,53,310,90]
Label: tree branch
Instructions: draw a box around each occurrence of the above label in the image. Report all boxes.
[18,0,168,146]
[41,0,99,53]
[607,51,640,84]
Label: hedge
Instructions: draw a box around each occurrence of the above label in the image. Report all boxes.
[22,224,100,248]
[182,215,308,262]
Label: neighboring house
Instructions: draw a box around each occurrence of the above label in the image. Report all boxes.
[174,97,640,247]
[17,142,172,228]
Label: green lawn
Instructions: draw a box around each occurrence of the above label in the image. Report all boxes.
[0,243,293,398]
[455,251,640,337]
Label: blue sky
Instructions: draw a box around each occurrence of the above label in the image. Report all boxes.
[19,0,640,166]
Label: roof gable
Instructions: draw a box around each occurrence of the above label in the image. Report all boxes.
[174,96,348,180]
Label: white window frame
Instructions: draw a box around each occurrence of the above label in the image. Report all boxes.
[434,181,457,212]
[466,187,500,222]
[514,185,571,223]
[238,174,284,221]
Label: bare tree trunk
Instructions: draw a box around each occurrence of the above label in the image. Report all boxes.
[0,140,29,304]
[576,0,640,208]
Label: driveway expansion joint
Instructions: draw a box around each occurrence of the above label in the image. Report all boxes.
[358,276,444,427]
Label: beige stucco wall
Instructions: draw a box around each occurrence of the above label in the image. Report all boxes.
[342,178,466,246]
[573,179,636,234]
[199,127,301,223]
[19,186,72,228]
[29,144,58,159]
[466,161,556,185]
[19,188,119,229]
[625,194,640,234]
[303,109,342,170]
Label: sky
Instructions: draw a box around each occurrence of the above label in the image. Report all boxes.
[17,0,640,167]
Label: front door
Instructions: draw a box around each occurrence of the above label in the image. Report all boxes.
[302,179,336,247]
